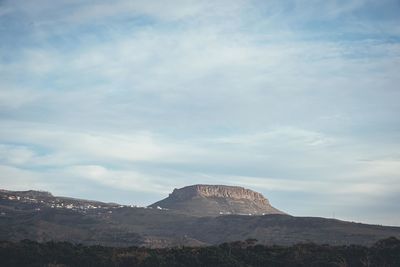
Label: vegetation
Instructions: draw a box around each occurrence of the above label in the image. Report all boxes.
[1,237,399,267]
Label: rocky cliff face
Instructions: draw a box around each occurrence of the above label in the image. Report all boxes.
[170,185,270,204]
[150,184,284,216]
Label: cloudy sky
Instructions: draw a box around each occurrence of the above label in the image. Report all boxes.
[1,0,400,225]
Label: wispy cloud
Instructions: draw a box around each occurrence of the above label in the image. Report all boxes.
[66,164,171,194]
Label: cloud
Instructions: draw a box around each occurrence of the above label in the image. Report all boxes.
[66,1,210,22]
[292,0,366,19]
[0,122,206,167]
[0,122,397,195]
[212,127,335,148]
[66,164,170,194]
[0,144,36,165]
[0,87,42,109]
[1,0,245,28]
[0,164,45,191]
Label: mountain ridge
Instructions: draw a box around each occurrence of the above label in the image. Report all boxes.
[1,187,400,248]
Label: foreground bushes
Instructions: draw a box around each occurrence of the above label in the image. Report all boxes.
[0,237,399,267]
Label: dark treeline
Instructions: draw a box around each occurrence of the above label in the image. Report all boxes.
[0,237,399,267]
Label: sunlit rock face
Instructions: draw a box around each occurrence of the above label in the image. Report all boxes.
[150,184,285,216]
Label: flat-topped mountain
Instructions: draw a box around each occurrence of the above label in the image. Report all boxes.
[149,184,284,216]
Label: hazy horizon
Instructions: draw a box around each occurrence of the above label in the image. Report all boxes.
[1,0,399,226]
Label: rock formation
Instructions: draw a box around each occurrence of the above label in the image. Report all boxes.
[150,184,284,216]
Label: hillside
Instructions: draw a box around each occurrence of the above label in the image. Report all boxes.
[1,188,400,248]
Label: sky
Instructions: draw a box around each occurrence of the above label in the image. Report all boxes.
[0,0,399,226]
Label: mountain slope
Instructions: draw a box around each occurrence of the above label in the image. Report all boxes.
[1,188,400,248]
